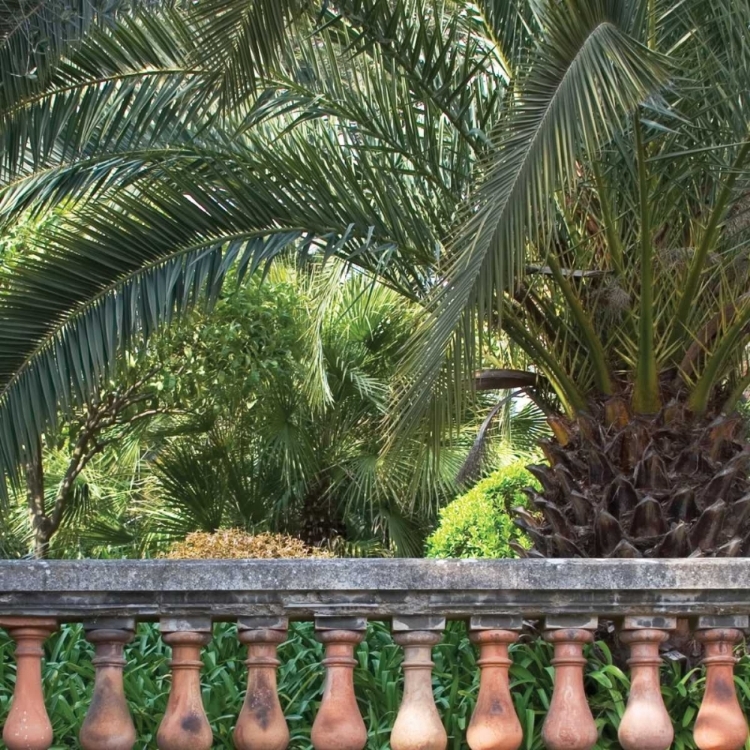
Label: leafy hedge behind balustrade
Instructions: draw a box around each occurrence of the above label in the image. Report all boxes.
[0,621,742,750]
[425,461,538,560]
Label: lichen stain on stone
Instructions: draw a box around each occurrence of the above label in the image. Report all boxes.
[181,713,204,734]
[711,675,735,702]
[490,698,505,715]
[248,686,275,730]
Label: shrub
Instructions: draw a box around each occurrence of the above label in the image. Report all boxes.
[163,530,332,559]
[425,460,539,559]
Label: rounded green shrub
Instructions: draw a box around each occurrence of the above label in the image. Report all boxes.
[425,460,540,559]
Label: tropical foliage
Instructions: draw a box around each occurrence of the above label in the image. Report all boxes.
[425,459,538,559]
[0,621,736,750]
[2,0,750,561]
[143,266,463,555]
[0,0,661,483]
[2,262,521,557]
[484,1,750,558]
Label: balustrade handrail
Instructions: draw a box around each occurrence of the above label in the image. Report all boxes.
[2,558,750,750]
[1,557,750,619]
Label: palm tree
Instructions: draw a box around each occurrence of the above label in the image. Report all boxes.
[2,0,750,558]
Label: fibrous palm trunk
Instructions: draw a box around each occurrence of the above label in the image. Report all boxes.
[298,480,347,548]
[515,396,750,559]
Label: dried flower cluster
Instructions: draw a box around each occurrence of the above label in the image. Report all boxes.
[163,529,333,559]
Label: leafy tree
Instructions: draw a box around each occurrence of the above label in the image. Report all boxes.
[1,0,750,559]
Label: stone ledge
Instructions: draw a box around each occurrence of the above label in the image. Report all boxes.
[0,558,748,620]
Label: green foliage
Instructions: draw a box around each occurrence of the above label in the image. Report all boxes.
[0,0,680,488]
[5,0,750,560]
[136,266,469,554]
[425,460,539,559]
[150,268,302,416]
[0,621,735,750]
[4,262,529,557]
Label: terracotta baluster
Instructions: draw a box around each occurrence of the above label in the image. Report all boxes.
[0,617,57,750]
[467,616,523,750]
[80,619,137,750]
[694,616,749,750]
[617,617,675,750]
[234,617,290,750]
[311,617,367,750]
[541,617,598,750]
[391,616,447,750]
[156,618,213,750]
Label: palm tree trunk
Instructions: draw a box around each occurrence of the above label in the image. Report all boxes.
[26,447,51,559]
[299,480,345,548]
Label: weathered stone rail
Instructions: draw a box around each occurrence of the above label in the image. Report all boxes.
[0,558,748,750]
[3,557,750,618]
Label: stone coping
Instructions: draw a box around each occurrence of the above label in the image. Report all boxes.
[0,558,747,620]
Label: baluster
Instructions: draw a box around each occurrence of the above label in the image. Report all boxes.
[80,619,137,750]
[0,617,57,750]
[467,616,523,750]
[617,616,675,750]
[694,616,749,750]
[156,618,213,750]
[311,617,367,750]
[234,616,289,750]
[391,616,447,750]
[541,616,598,750]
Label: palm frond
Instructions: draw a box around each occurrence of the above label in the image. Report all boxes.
[0,219,304,496]
[330,0,508,152]
[475,0,541,58]
[393,0,669,438]
[1,8,219,220]
[0,0,144,111]
[0,91,455,493]
[189,0,312,108]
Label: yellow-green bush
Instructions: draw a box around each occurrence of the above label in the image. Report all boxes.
[425,460,539,559]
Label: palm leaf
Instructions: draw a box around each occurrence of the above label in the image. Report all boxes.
[1,9,219,220]
[392,0,669,439]
[0,113,442,493]
[0,0,143,112]
[189,0,313,107]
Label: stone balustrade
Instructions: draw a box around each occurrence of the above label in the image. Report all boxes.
[1,558,749,750]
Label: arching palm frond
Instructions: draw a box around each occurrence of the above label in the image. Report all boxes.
[4,0,730,517]
[188,0,313,108]
[0,113,446,494]
[2,1,491,494]
[0,0,144,112]
[392,0,670,440]
[0,8,221,221]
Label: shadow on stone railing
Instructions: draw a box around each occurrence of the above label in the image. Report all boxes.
[0,558,749,750]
